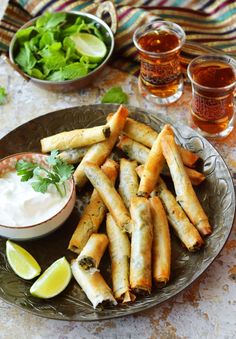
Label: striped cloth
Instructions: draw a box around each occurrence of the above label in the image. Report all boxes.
[0,0,236,76]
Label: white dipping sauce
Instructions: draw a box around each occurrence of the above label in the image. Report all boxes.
[0,170,70,227]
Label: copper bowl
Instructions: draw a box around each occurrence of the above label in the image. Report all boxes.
[9,9,116,92]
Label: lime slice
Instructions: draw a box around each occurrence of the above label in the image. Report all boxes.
[71,33,107,62]
[6,240,41,280]
[30,257,71,299]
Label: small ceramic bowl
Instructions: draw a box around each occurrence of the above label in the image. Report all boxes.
[0,153,76,240]
[9,9,116,92]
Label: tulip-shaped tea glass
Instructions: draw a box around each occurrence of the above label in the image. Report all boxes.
[133,20,186,105]
[187,55,236,138]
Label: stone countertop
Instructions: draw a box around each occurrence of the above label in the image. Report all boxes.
[0,3,236,338]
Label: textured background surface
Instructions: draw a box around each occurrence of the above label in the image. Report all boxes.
[0,1,236,338]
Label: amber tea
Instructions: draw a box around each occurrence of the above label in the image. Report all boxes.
[188,55,236,138]
[138,31,182,98]
[133,21,186,105]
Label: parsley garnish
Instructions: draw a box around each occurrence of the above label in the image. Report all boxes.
[101,86,129,104]
[16,150,74,197]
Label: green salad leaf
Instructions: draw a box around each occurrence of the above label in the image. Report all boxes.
[101,87,129,104]
[16,151,74,197]
[0,86,7,105]
[14,12,107,81]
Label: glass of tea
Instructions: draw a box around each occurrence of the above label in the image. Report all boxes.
[133,20,186,105]
[187,55,236,138]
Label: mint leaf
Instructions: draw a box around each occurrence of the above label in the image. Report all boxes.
[39,31,55,49]
[36,12,66,30]
[62,62,88,80]
[101,87,129,104]
[47,70,64,81]
[43,51,66,71]
[15,42,36,72]
[16,26,36,44]
[0,87,7,105]
[28,68,44,79]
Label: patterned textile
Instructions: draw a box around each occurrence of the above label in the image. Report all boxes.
[1,0,236,76]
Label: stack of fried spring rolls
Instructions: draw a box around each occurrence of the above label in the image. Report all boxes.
[41,106,211,307]
[71,233,117,309]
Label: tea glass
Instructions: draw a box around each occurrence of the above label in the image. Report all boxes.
[187,55,236,138]
[133,20,186,105]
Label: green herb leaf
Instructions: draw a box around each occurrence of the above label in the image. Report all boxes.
[16,152,74,197]
[15,42,37,72]
[0,86,7,105]
[15,160,38,181]
[31,177,51,194]
[62,62,88,80]
[101,87,129,104]
[36,12,66,30]
[16,27,36,44]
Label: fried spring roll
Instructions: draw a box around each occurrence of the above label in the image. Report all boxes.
[41,125,110,153]
[108,115,199,167]
[58,147,89,164]
[77,234,108,271]
[71,260,117,309]
[138,125,173,197]
[130,197,153,294]
[154,179,204,251]
[161,135,212,236]
[119,158,139,209]
[74,105,128,187]
[117,135,149,164]
[84,161,132,233]
[149,196,171,286]
[106,214,135,302]
[136,164,205,186]
[68,159,119,254]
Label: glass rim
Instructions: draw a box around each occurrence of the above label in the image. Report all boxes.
[187,54,236,91]
[133,20,186,57]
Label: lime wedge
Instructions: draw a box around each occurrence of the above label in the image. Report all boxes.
[71,33,107,62]
[6,240,41,280]
[30,257,71,298]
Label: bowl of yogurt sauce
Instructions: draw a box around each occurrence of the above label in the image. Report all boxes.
[0,152,76,240]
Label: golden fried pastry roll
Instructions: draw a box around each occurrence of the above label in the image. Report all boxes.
[106,214,135,302]
[154,179,204,251]
[71,260,117,309]
[161,135,212,236]
[108,115,199,167]
[84,161,132,233]
[149,196,171,286]
[116,135,149,164]
[58,147,88,164]
[41,124,110,153]
[77,234,108,271]
[136,164,205,186]
[138,125,173,197]
[74,105,128,187]
[130,197,153,294]
[119,158,139,209]
[183,167,205,186]
[68,159,119,254]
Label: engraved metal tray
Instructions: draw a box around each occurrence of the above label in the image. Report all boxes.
[0,104,235,321]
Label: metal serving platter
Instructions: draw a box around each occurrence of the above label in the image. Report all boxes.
[0,104,234,321]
